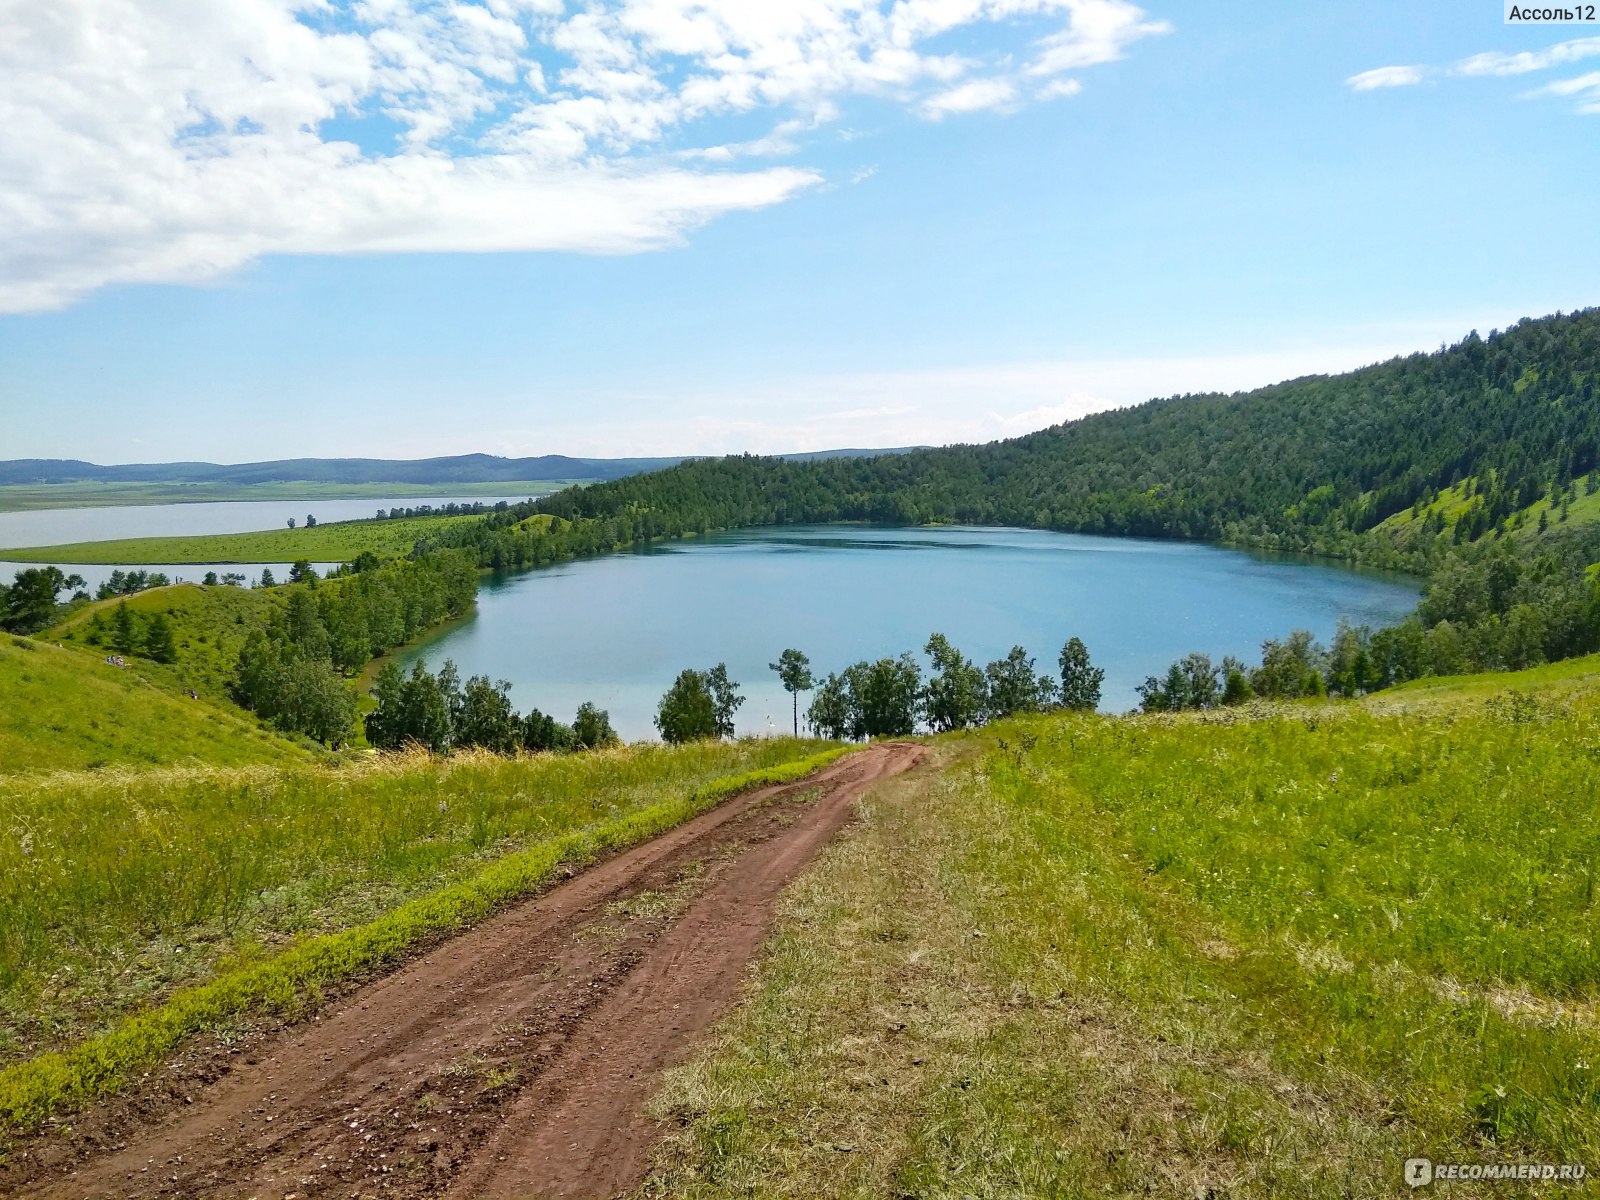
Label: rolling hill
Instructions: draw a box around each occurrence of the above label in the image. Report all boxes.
[0,634,308,773]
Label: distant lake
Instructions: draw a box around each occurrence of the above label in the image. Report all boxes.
[0,496,531,550]
[395,525,1422,738]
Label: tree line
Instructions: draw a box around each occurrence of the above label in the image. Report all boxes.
[1137,526,1600,711]
[501,309,1600,569]
[230,550,479,746]
[364,659,618,754]
[651,637,1103,744]
[375,500,513,520]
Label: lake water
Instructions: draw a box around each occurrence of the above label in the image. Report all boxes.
[0,495,524,599]
[0,496,532,550]
[395,525,1421,738]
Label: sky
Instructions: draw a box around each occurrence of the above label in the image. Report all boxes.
[1,0,1597,464]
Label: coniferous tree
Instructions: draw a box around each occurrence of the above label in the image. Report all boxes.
[144,613,178,664]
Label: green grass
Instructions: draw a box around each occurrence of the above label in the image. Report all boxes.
[1375,475,1600,547]
[47,582,285,703]
[0,738,845,1121]
[0,514,474,564]
[643,672,1600,1197]
[0,635,307,775]
[1370,650,1600,706]
[0,481,578,512]
[1374,477,1480,541]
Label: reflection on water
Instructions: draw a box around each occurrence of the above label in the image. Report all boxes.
[399,525,1421,740]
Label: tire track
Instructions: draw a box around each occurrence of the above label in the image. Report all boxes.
[9,742,923,1200]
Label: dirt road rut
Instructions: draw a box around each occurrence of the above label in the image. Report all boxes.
[7,742,921,1200]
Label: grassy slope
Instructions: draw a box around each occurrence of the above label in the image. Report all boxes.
[0,739,836,1077]
[47,582,286,703]
[0,635,307,775]
[0,481,576,513]
[1376,475,1600,549]
[0,513,473,564]
[642,671,1600,1198]
[1369,650,1600,707]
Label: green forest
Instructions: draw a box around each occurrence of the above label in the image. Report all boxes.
[507,309,1600,562]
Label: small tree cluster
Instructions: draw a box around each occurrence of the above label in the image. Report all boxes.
[1,567,88,635]
[95,569,171,600]
[655,663,745,743]
[365,658,618,754]
[84,602,179,664]
[1138,630,1333,713]
[799,633,1100,740]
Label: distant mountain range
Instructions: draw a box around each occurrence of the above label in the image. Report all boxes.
[0,449,923,488]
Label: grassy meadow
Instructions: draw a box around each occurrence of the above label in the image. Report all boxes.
[0,512,473,564]
[0,635,308,775]
[0,737,836,1082]
[643,676,1600,1197]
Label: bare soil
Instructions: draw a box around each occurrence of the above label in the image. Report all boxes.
[3,742,923,1200]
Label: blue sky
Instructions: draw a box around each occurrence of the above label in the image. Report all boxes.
[1,0,1596,463]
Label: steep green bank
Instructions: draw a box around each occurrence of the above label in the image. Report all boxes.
[0,636,307,774]
[2,549,481,768]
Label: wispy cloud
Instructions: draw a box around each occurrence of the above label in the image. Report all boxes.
[1456,36,1600,76]
[0,0,1172,313]
[1527,69,1600,113]
[920,78,1019,119]
[1348,35,1600,110]
[1345,65,1427,91]
[1037,78,1086,100]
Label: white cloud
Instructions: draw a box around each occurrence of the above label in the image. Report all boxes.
[1037,78,1085,100]
[1455,36,1600,77]
[1527,70,1600,113]
[0,0,1172,311]
[920,78,1019,118]
[1345,65,1427,91]
[1347,36,1600,111]
[1025,0,1172,75]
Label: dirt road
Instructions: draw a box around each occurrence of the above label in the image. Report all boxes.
[6,742,922,1200]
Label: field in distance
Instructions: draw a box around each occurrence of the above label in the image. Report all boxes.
[0,513,477,565]
[0,480,580,513]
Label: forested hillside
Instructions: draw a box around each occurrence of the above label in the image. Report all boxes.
[403,309,1600,698]
[502,309,1600,566]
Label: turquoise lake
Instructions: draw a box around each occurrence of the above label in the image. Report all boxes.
[397,525,1422,739]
